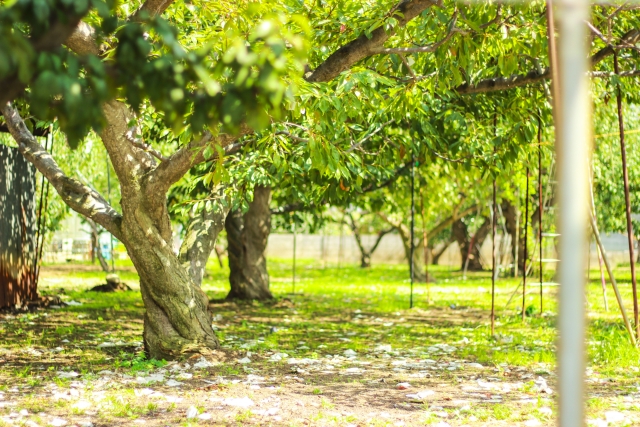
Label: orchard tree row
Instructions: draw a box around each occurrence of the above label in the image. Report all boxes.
[1,0,639,359]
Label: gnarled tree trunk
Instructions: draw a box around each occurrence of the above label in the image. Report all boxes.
[2,103,222,360]
[225,185,273,300]
[119,213,218,360]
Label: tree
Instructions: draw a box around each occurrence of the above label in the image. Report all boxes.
[3,0,639,359]
[226,186,273,300]
[1,0,305,359]
[346,210,394,268]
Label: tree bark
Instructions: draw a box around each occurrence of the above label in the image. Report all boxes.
[178,189,229,288]
[119,205,219,360]
[2,103,219,360]
[431,238,453,265]
[347,213,392,268]
[225,186,273,301]
[452,217,491,271]
[395,223,427,282]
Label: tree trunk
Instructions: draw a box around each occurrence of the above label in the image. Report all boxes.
[119,209,219,360]
[2,103,220,361]
[225,186,273,300]
[431,237,454,265]
[349,218,372,268]
[501,199,525,272]
[346,213,391,269]
[87,218,110,273]
[452,217,491,271]
[178,190,229,288]
[396,225,426,282]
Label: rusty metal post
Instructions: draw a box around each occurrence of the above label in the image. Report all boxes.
[613,51,638,341]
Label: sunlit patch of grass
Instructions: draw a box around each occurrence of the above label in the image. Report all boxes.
[491,403,513,420]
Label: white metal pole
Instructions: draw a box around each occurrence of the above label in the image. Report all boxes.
[555,0,591,425]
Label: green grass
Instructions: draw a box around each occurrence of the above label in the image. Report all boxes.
[27,257,640,375]
[1,257,639,425]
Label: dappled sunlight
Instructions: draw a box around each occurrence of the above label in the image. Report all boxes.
[0,261,636,426]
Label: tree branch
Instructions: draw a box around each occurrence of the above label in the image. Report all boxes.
[144,125,251,196]
[370,12,460,55]
[2,103,122,239]
[64,21,100,56]
[306,0,437,83]
[131,0,176,22]
[456,27,640,95]
[427,203,477,240]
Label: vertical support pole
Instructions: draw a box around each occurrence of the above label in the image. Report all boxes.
[292,219,297,294]
[514,196,520,278]
[523,169,530,321]
[491,178,497,336]
[34,126,53,287]
[410,153,415,309]
[320,231,326,270]
[555,0,591,425]
[538,118,544,315]
[614,52,639,341]
[338,215,344,269]
[420,186,430,304]
[106,154,115,273]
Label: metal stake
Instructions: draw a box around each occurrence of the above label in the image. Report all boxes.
[523,168,530,321]
[409,153,415,309]
[292,220,297,294]
[491,178,497,336]
[614,51,638,341]
[538,117,544,315]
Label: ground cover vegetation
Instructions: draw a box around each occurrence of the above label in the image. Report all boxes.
[2,0,640,424]
[0,261,639,426]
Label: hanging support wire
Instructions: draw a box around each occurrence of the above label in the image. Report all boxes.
[490,114,497,336]
[337,213,344,269]
[505,156,557,313]
[614,51,639,341]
